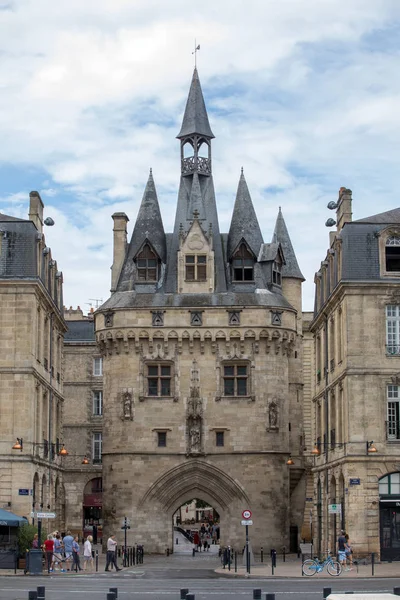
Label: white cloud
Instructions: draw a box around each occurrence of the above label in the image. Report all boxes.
[1,1,400,310]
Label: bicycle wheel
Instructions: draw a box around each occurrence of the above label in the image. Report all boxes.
[302,559,318,576]
[327,560,342,576]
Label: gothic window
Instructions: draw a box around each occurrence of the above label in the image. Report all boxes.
[147,364,172,397]
[92,391,102,416]
[93,357,103,376]
[223,364,248,396]
[185,254,207,281]
[386,236,400,272]
[216,431,224,447]
[157,431,167,447]
[272,261,282,285]
[152,311,164,327]
[386,305,400,355]
[228,311,241,326]
[136,243,158,282]
[190,311,203,326]
[271,311,282,326]
[232,244,254,282]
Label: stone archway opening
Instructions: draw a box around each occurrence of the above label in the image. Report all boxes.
[173,497,221,555]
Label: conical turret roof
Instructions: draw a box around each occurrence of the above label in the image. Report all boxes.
[177,68,215,139]
[273,207,304,280]
[227,170,264,258]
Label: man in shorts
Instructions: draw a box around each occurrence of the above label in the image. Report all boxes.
[63,530,74,572]
[337,530,348,568]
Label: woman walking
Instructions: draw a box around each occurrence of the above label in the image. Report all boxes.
[83,535,93,571]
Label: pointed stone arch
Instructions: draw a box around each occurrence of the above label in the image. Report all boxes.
[139,459,250,512]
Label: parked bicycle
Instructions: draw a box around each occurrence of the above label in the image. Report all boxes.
[302,552,342,576]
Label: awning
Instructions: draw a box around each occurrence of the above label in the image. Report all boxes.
[0,508,28,527]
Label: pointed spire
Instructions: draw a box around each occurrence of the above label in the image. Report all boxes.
[177,68,214,139]
[227,170,264,258]
[273,208,304,280]
[130,169,166,262]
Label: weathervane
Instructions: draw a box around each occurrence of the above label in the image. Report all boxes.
[192,40,200,68]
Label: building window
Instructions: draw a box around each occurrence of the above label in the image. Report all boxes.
[386,236,400,272]
[136,243,158,282]
[157,431,167,447]
[147,364,171,397]
[272,261,281,285]
[388,385,400,440]
[232,243,254,282]
[185,255,207,281]
[223,364,248,396]
[93,357,103,376]
[379,473,400,495]
[386,305,400,355]
[92,432,102,464]
[93,391,102,416]
[216,431,224,447]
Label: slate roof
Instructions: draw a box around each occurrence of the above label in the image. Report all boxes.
[0,221,38,278]
[227,171,264,258]
[64,320,96,342]
[258,242,281,262]
[176,68,215,139]
[0,213,27,222]
[354,207,400,224]
[273,208,304,280]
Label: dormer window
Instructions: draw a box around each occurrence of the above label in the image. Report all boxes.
[136,244,158,282]
[232,243,254,282]
[386,236,400,272]
[272,261,282,286]
[185,254,207,281]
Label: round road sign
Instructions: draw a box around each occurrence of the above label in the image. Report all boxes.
[242,509,252,519]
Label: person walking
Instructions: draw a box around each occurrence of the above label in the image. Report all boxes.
[105,534,121,572]
[62,530,74,572]
[337,529,348,569]
[72,536,82,572]
[83,535,93,571]
[344,532,353,571]
[53,533,63,571]
[43,534,54,573]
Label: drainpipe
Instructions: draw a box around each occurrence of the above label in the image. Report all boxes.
[324,312,329,553]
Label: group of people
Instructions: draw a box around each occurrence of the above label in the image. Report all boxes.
[32,530,94,572]
[192,522,220,552]
[337,530,353,571]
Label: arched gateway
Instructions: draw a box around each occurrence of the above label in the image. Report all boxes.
[96,67,304,554]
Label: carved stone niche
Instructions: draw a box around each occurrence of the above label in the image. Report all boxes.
[266,400,279,431]
[121,390,134,421]
[104,311,114,328]
[391,373,400,386]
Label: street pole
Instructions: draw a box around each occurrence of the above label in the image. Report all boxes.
[38,518,42,547]
[124,516,127,567]
[246,524,249,574]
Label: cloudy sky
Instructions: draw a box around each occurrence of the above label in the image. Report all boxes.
[1,0,400,311]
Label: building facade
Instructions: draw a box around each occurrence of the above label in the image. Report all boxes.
[94,69,306,553]
[0,192,66,532]
[310,188,400,560]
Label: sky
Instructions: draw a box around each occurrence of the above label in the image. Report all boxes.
[1,0,400,311]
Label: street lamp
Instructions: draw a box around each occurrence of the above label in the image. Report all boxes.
[286,456,294,466]
[11,439,69,456]
[12,438,23,451]
[367,441,377,454]
[81,456,89,465]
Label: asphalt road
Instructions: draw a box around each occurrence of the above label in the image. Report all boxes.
[4,571,400,600]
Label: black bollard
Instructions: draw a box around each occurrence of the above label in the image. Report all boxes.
[283,548,286,562]
[192,547,195,557]
[260,546,264,563]
[107,595,116,600]
[95,550,99,572]
[394,587,400,596]
[109,588,118,598]
[323,588,331,599]
[180,589,189,599]
[37,586,45,600]
[28,593,38,600]
[265,595,275,600]
[253,589,261,599]
[235,551,237,573]
[371,552,375,576]
[166,548,169,556]
[186,595,195,600]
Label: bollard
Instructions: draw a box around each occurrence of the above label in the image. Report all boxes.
[107,595,116,600]
[186,595,195,600]
[283,548,286,562]
[394,587,400,596]
[28,593,38,600]
[235,551,237,573]
[109,588,118,598]
[323,588,332,599]
[371,552,375,576]
[265,595,275,600]
[37,586,45,600]
[166,548,169,557]
[180,588,189,599]
[228,548,231,571]
[253,589,261,599]
[260,546,264,563]
[95,550,99,572]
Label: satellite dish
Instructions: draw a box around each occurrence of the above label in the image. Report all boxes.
[325,218,336,227]
[327,201,338,210]
[44,217,55,226]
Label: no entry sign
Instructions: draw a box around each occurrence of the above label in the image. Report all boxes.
[242,509,252,519]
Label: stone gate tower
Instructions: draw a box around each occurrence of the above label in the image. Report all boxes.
[95,69,305,552]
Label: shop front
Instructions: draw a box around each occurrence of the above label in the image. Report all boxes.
[83,478,102,544]
[379,473,400,561]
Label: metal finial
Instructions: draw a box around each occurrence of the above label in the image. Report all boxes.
[150,167,152,175]
[192,40,200,68]
[241,166,244,175]
[193,209,200,220]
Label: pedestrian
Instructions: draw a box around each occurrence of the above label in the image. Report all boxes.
[43,534,54,573]
[83,535,93,571]
[193,531,200,552]
[105,534,122,572]
[337,529,347,569]
[62,530,74,572]
[344,532,353,571]
[72,536,82,572]
[203,537,208,552]
[53,533,63,571]
[31,533,39,549]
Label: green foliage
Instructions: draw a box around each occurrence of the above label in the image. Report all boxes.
[195,499,209,509]
[17,524,41,557]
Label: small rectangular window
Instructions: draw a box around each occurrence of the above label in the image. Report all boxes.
[157,431,167,447]
[92,391,102,416]
[185,255,207,281]
[93,357,103,376]
[216,431,224,447]
[92,432,102,463]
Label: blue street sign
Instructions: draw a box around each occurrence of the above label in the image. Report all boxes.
[349,478,361,486]
[18,489,32,496]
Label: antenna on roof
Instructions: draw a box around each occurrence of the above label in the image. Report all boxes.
[88,298,103,309]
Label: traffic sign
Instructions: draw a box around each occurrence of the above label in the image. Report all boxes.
[30,512,56,519]
[242,509,252,519]
[241,519,253,526]
[328,504,341,515]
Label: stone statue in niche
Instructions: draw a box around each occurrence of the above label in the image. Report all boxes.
[189,418,201,452]
[186,359,203,454]
[268,402,278,430]
[123,391,133,420]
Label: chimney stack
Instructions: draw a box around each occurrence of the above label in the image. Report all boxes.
[336,187,352,233]
[111,212,129,291]
[29,191,44,233]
